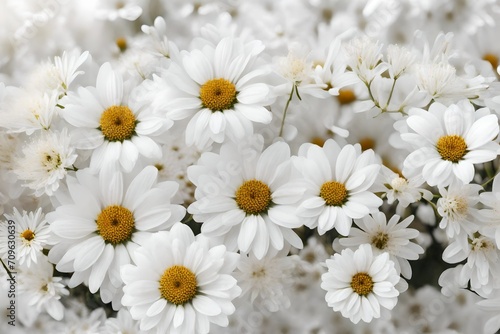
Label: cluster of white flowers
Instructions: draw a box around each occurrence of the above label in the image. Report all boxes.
[1,0,500,333]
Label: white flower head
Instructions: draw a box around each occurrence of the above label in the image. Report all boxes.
[48,166,186,309]
[321,244,401,324]
[235,249,298,313]
[0,208,50,267]
[188,139,306,259]
[437,180,482,238]
[158,37,272,149]
[14,129,77,196]
[121,223,241,334]
[296,139,382,236]
[61,62,169,173]
[386,44,416,79]
[339,212,424,279]
[18,255,69,323]
[402,100,499,187]
[344,36,387,83]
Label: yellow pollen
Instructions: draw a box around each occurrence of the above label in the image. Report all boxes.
[159,265,197,305]
[337,89,356,105]
[21,229,35,241]
[199,78,237,111]
[99,105,136,142]
[359,138,375,151]
[351,272,374,296]
[96,205,135,245]
[372,232,389,250]
[235,179,272,215]
[320,181,347,206]
[483,53,499,70]
[311,137,326,147]
[116,37,127,52]
[436,135,467,163]
[154,163,164,171]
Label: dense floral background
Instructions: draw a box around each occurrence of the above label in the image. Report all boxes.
[1,0,500,333]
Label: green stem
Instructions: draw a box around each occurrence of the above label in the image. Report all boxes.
[278,84,296,138]
[385,78,397,111]
[0,258,14,281]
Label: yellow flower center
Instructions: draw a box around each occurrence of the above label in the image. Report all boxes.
[199,78,237,111]
[235,179,272,215]
[359,138,375,151]
[351,272,374,296]
[372,232,389,250]
[310,137,326,147]
[436,135,467,163]
[320,181,347,206]
[337,89,356,105]
[483,53,499,70]
[99,105,136,142]
[21,229,35,241]
[116,37,127,52]
[96,205,135,245]
[159,265,197,305]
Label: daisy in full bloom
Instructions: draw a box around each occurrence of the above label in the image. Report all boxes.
[401,99,499,187]
[48,166,185,309]
[14,129,77,196]
[321,244,401,324]
[337,212,424,279]
[156,36,272,149]
[60,62,169,172]
[121,222,241,334]
[0,208,51,267]
[295,139,383,236]
[188,138,306,259]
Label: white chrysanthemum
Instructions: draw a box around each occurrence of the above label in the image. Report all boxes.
[95,0,143,21]
[121,223,241,334]
[401,100,499,187]
[344,37,388,83]
[443,232,500,297]
[188,139,306,259]
[0,89,58,134]
[157,37,272,149]
[437,180,482,238]
[296,139,382,236]
[48,166,185,309]
[18,255,69,323]
[60,62,169,173]
[0,208,50,267]
[379,166,433,209]
[321,244,400,324]
[235,249,298,313]
[14,129,77,196]
[338,212,424,279]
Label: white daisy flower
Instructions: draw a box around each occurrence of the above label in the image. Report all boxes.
[321,244,401,324]
[338,212,424,279]
[401,99,499,187]
[344,37,388,84]
[47,166,185,309]
[0,208,50,267]
[437,180,482,238]
[234,249,298,313]
[18,255,69,322]
[157,36,272,149]
[14,129,77,196]
[121,222,241,334]
[295,139,382,236]
[443,232,500,297]
[379,166,433,209]
[60,62,169,173]
[188,139,306,259]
